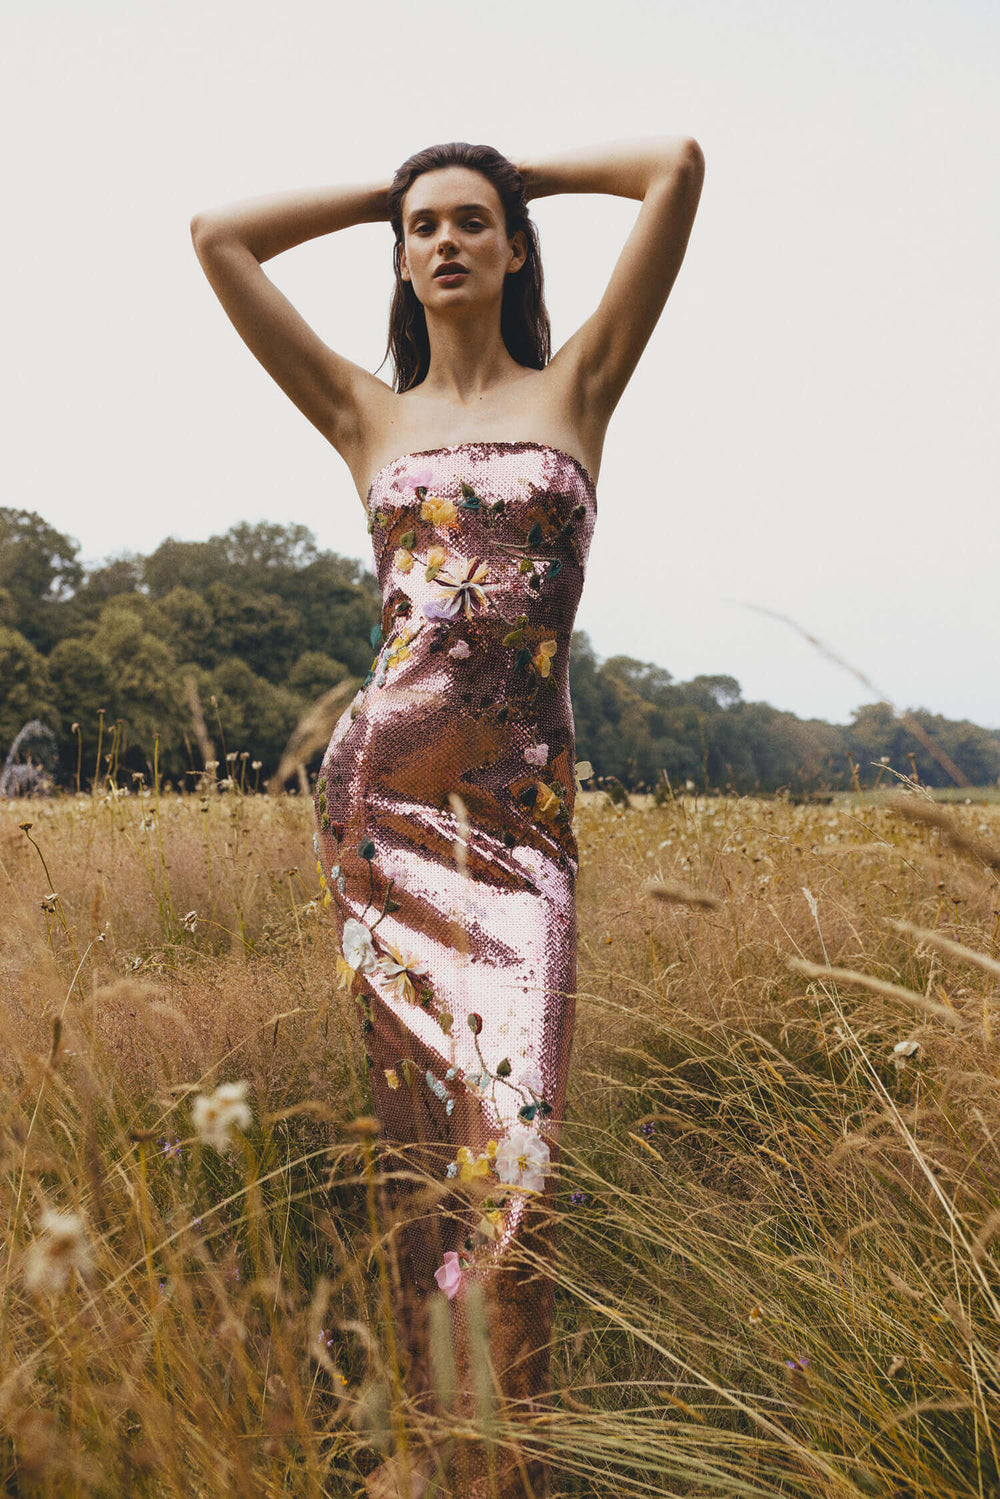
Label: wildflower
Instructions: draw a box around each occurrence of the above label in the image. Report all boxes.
[161,1137,182,1158]
[376,942,428,1003]
[24,1209,93,1294]
[425,557,500,621]
[394,547,415,573]
[524,742,548,767]
[748,1305,764,1325]
[342,918,378,973]
[448,639,471,660]
[570,1191,587,1206]
[495,1128,550,1193]
[420,494,459,527]
[434,1250,464,1299]
[182,910,198,933]
[190,1080,252,1154]
[40,893,58,913]
[532,640,558,678]
[639,1121,656,1137]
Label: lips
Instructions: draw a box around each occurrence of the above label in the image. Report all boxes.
[434,264,469,278]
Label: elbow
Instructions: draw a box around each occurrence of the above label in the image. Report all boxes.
[681,137,705,183]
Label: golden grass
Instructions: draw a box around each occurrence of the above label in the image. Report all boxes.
[1,781,999,1497]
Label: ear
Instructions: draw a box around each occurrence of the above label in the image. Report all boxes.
[507,229,528,275]
[399,242,411,283]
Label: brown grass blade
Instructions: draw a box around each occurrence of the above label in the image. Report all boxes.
[788,957,971,1028]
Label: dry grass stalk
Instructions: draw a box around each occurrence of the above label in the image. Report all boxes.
[888,916,1000,982]
[645,880,720,911]
[268,678,358,793]
[885,791,1000,871]
[788,955,972,1027]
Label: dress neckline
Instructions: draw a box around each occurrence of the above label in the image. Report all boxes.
[364,440,597,506]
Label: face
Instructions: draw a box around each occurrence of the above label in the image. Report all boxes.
[398,166,527,307]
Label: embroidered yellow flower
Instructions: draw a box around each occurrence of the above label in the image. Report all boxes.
[335,954,355,990]
[420,494,459,527]
[534,782,560,821]
[384,1068,400,1090]
[533,639,558,678]
[394,547,415,573]
[427,545,448,568]
[477,1207,505,1242]
[456,1145,493,1182]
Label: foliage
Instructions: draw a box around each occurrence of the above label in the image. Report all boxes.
[0,508,997,792]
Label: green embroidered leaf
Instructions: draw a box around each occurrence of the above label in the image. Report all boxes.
[370,624,383,648]
[502,628,524,648]
[400,529,416,550]
[359,838,376,860]
[459,481,476,498]
[527,522,543,545]
[528,573,541,591]
[458,494,480,510]
[518,558,533,575]
[549,559,563,577]
[415,487,428,501]
[517,784,539,807]
[515,647,532,671]
[518,1103,538,1122]
[385,898,402,913]
[425,562,443,582]
[495,1057,512,1078]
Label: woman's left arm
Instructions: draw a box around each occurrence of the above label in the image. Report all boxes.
[517,136,705,422]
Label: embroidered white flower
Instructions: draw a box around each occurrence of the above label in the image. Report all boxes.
[495,1127,550,1193]
[448,639,472,660]
[342,917,378,972]
[524,742,548,767]
[190,1081,252,1154]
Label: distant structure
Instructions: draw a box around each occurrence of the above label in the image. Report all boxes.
[0,720,58,797]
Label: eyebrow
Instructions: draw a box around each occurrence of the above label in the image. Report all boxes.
[405,203,494,227]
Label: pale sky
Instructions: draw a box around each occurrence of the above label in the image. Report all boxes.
[4,0,998,729]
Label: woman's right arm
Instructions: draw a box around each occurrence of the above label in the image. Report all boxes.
[190,179,393,455]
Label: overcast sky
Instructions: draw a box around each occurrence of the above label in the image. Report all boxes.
[4,0,997,730]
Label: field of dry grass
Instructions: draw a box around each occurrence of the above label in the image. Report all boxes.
[1,780,999,1498]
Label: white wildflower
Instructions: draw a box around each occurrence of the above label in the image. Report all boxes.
[182,910,198,933]
[24,1209,93,1294]
[190,1080,252,1153]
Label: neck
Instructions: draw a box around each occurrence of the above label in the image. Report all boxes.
[419,304,521,402]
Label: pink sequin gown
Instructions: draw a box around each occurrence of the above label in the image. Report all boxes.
[315,441,597,1496]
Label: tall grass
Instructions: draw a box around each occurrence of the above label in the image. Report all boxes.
[1,777,998,1497]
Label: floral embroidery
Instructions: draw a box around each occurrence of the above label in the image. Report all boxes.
[343,918,378,973]
[376,942,429,1004]
[495,1128,551,1193]
[524,741,548,767]
[422,557,500,622]
[434,1250,465,1299]
[532,640,558,678]
[394,547,415,573]
[449,639,471,660]
[420,494,460,527]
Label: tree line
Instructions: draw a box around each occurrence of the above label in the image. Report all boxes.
[1,506,997,793]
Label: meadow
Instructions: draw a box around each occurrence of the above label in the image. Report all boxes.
[1,778,998,1498]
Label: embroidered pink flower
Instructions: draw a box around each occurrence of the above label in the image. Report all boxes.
[405,465,437,491]
[524,742,548,767]
[434,1250,463,1299]
[449,640,471,660]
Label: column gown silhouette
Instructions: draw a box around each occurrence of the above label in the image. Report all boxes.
[315,439,597,1495]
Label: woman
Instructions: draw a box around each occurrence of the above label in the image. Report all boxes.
[191,136,704,1498]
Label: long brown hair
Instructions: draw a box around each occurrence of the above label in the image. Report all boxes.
[379,142,551,393]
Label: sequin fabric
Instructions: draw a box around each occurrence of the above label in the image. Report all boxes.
[315,441,597,1496]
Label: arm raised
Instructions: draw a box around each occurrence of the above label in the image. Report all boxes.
[520,137,705,425]
[190,179,394,453]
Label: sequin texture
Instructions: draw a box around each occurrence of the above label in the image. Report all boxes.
[315,441,597,1495]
